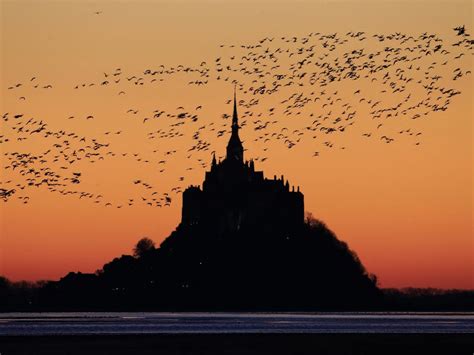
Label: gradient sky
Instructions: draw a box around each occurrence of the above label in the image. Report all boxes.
[1,0,473,289]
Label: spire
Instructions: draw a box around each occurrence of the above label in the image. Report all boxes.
[226,86,244,162]
[232,84,238,131]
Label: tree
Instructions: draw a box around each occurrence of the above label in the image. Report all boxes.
[133,237,155,258]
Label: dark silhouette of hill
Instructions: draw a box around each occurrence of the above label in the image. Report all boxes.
[2,217,473,311]
[1,215,380,311]
[149,216,380,310]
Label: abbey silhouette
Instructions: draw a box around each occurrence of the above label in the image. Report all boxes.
[9,90,382,311]
[182,90,304,234]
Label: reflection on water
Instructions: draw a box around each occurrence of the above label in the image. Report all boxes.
[0,312,473,335]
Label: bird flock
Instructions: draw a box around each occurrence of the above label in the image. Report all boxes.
[2,27,472,209]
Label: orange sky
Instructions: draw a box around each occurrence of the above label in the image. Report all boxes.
[1,0,473,289]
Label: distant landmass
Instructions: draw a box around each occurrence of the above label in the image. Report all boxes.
[1,94,472,311]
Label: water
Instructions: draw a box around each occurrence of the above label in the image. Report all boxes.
[0,312,473,335]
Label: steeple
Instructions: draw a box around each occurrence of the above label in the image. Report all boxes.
[226,86,244,162]
[232,85,238,132]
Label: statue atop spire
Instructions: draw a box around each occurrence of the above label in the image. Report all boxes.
[226,86,244,162]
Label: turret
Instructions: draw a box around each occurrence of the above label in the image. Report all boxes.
[211,152,217,167]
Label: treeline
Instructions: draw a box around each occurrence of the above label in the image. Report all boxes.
[382,287,474,311]
[0,277,47,310]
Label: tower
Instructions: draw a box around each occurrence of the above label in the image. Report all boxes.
[226,87,244,162]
